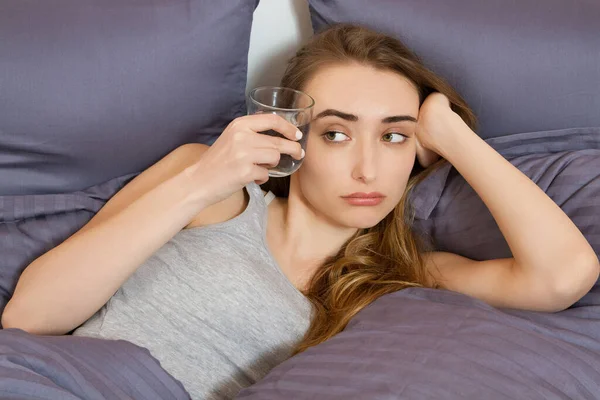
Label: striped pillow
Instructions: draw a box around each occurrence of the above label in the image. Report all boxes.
[0,174,135,316]
[411,128,600,293]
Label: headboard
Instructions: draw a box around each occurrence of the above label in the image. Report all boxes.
[247,0,313,92]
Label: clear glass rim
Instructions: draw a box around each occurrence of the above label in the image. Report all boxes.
[248,86,315,112]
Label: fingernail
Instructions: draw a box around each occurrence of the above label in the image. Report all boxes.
[296,130,303,140]
[301,149,306,158]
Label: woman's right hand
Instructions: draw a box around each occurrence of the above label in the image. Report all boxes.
[186,114,304,208]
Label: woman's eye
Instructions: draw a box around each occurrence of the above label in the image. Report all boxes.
[323,131,349,142]
[382,133,407,143]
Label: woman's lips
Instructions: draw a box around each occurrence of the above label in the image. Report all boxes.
[341,192,386,206]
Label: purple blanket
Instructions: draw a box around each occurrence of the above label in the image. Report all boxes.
[0,329,190,400]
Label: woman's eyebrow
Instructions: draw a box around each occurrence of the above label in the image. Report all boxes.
[315,109,358,121]
[382,115,417,123]
[314,109,417,123]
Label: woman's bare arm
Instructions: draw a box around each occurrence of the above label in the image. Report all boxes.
[1,144,221,334]
[419,95,599,312]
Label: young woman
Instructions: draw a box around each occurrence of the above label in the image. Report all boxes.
[3,25,598,399]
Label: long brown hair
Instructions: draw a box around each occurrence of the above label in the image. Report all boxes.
[262,24,476,354]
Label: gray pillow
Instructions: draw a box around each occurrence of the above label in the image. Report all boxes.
[0,174,135,316]
[411,128,600,262]
[308,0,600,139]
[0,0,258,196]
[0,328,190,399]
[0,0,258,315]
[239,288,600,399]
[411,127,600,304]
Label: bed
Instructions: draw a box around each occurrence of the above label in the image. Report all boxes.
[0,0,598,399]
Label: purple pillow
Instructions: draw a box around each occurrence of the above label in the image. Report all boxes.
[411,128,600,261]
[0,0,258,315]
[0,175,135,316]
[239,288,600,399]
[0,0,258,196]
[308,0,600,139]
[411,127,600,305]
[0,328,190,399]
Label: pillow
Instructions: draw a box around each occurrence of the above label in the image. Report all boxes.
[308,0,600,139]
[0,0,258,196]
[411,128,600,259]
[411,127,600,304]
[0,328,190,399]
[238,288,600,399]
[0,174,135,316]
[0,0,258,315]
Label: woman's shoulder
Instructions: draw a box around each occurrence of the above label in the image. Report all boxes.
[162,143,210,167]
[185,180,269,230]
[179,149,269,229]
[184,189,248,229]
[99,141,249,231]
[75,143,211,235]
[185,183,273,229]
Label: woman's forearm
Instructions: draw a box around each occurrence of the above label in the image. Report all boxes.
[2,171,202,335]
[439,120,599,294]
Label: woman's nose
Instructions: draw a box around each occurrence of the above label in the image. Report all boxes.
[351,144,377,183]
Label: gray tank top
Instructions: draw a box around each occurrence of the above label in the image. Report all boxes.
[73,183,313,399]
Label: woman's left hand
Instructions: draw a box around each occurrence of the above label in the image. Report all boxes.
[414,92,466,167]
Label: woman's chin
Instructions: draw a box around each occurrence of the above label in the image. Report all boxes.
[337,210,388,230]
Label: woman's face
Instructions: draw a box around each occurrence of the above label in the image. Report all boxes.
[292,63,420,229]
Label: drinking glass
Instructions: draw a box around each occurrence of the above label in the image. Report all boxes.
[247,86,314,177]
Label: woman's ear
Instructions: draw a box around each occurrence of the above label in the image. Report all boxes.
[415,137,441,168]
